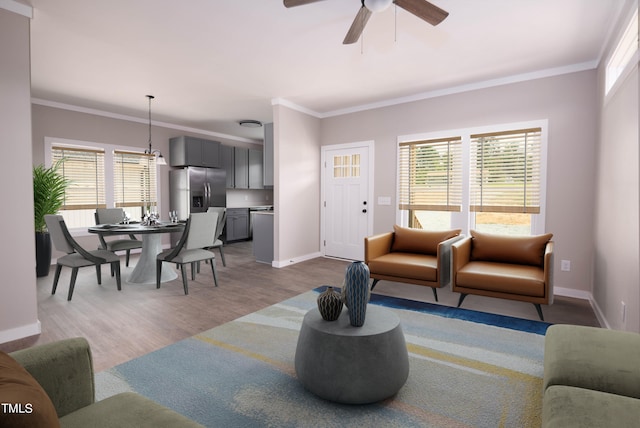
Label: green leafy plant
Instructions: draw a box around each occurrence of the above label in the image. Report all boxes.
[33,162,69,233]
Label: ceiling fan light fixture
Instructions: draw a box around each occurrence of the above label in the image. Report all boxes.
[364,0,393,13]
[239,119,263,128]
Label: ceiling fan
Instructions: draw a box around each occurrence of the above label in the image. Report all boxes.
[283,0,449,45]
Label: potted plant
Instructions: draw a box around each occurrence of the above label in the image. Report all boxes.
[33,162,68,277]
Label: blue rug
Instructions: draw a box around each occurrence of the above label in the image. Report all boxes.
[96,289,549,427]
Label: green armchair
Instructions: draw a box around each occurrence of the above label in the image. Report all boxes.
[7,338,202,428]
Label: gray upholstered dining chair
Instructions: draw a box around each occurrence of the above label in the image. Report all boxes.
[206,207,227,266]
[94,208,142,267]
[156,212,219,295]
[44,214,122,301]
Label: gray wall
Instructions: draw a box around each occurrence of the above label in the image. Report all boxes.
[0,8,40,343]
[593,4,640,332]
[273,103,322,265]
[320,71,599,298]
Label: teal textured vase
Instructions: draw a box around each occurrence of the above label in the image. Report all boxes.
[344,261,370,327]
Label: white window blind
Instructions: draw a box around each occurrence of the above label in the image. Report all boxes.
[52,146,106,210]
[470,128,542,214]
[398,136,462,212]
[113,150,157,210]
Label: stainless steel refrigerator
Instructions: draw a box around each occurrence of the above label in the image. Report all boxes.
[169,167,226,220]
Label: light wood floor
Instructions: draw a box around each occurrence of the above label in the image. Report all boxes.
[1,241,599,372]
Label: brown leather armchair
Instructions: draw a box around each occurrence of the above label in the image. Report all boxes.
[451,230,554,320]
[364,225,462,302]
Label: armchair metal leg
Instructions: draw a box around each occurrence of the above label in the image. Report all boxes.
[68,268,79,301]
[125,250,131,267]
[534,304,544,321]
[52,264,62,295]
[370,278,380,291]
[457,293,468,308]
[191,262,196,280]
[432,288,438,302]
[95,265,102,284]
[180,264,189,295]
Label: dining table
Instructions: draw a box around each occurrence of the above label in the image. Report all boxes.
[88,222,185,284]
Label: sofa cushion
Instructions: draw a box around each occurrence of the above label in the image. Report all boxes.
[455,261,545,297]
[58,392,203,428]
[391,225,461,255]
[0,351,60,428]
[470,230,552,266]
[543,385,640,428]
[543,324,640,399]
[368,252,438,282]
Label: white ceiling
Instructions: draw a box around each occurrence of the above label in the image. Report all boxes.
[25,0,629,142]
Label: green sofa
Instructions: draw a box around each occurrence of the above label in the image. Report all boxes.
[4,337,203,428]
[543,324,640,427]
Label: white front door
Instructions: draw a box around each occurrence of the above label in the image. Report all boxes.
[323,143,372,261]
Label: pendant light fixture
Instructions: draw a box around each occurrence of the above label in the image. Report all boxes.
[144,95,166,166]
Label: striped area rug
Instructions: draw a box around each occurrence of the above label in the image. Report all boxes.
[96,288,549,427]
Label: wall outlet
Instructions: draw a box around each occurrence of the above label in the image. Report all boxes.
[560,260,571,272]
[621,301,627,323]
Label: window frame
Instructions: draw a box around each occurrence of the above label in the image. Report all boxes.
[45,137,162,235]
[396,120,548,236]
[605,7,639,99]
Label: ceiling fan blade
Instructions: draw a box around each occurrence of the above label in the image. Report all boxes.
[394,0,449,26]
[283,0,328,7]
[343,6,373,44]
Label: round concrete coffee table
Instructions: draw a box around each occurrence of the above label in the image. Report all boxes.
[294,305,409,404]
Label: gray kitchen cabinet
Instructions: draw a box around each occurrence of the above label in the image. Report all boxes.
[249,148,263,189]
[170,136,220,167]
[263,123,274,187]
[234,147,249,189]
[220,145,235,188]
[221,145,263,189]
[226,208,250,241]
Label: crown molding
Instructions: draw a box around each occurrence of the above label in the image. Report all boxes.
[272,61,599,119]
[318,61,599,118]
[32,98,261,144]
[0,0,32,18]
[271,98,322,118]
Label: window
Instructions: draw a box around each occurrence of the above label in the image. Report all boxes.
[398,136,462,229]
[398,122,547,236]
[113,150,157,213]
[605,8,638,95]
[333,154,361,178]
[52,146,106,228]
[47,138,159,229]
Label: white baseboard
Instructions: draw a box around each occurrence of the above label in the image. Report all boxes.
[272,252,323,268]
[0,320,41,345]
[554,286,610,329]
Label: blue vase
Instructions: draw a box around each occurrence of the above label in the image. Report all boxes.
[344,261,370,327]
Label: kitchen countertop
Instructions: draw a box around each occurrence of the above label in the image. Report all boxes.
[226,205,274,210]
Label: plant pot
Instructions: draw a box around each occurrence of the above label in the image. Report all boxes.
[35,231,52,277]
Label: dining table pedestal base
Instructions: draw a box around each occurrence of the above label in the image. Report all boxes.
[128,234,178,284]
